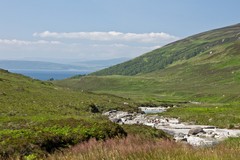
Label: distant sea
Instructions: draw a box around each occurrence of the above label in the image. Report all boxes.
[9,69,90,80]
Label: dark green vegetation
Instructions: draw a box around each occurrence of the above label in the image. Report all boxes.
[0,69,140,159]
[56,24,240,128]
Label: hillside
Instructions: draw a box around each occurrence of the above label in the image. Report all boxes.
[74,57,130,68]
[55,24,240,128]
[57,23,240,103]
[92,23,240,76]
[0,69,139,158]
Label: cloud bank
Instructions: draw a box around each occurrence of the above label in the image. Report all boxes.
[0,31,180,61]
[33,31,179,43]
[0,39,61,45]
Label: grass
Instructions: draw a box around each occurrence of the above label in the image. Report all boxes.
[48,135,240,160]
[55,56,240,128]
[55,24,240,104]
[56,49,240,104]
[158,103,240,128]
[0,69,139,159]
[55,62,240,104]
[121,124,170,139]
[55,24,240,129]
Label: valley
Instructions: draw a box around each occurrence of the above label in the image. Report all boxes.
[51,24,240,159]
[1,23,240,159]
[55,24,240,129]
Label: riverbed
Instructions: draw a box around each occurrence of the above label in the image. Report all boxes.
[103,107,240,147]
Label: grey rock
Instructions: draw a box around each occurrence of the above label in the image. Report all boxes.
[174,132,187,142]
[103,108,240,147]
[111,118,122,123]
[188,127,205,135]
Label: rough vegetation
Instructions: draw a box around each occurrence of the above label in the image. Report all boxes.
[49,136,240,160]
[0,69,138,159]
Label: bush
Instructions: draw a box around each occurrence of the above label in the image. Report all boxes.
[0,118,127,159]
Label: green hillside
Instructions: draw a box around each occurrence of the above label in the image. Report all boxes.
[0,69,140,158]
[55,23,240,128]
[92,23,240,76]
[57,23,240,103]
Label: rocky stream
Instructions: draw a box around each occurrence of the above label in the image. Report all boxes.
[103,106,240,147]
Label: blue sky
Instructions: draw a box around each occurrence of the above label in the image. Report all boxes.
[0,0,239,62]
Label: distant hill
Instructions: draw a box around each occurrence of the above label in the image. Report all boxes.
[0,58,130,72]
[0,60,89,71]
[92,23,240,76]
[57,23,240,103]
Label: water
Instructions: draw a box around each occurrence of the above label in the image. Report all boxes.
[143,110,165,114]
[139,107,166,114]
[9,69,90,80]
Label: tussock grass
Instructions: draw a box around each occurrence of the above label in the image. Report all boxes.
[49,135,240,160]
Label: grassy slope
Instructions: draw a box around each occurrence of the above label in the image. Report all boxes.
[0,69,136,116]
[0,69,140,158]
[57,24,240,103]
[55,24,240,128]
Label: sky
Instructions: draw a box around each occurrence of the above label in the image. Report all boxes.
[0,0,239,62]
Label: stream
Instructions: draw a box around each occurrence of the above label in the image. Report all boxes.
[103,106,240,147]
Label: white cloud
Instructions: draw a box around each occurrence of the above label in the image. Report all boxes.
[0,39,61,45]
[0,30,179,61]
[0,39,161,61]
[33,31,179,43]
